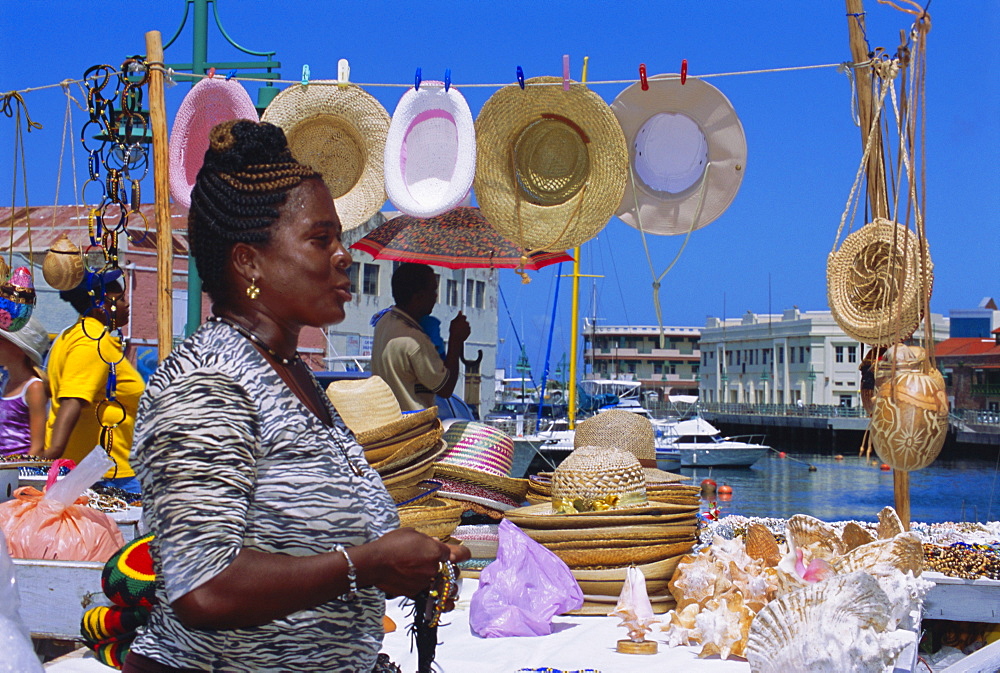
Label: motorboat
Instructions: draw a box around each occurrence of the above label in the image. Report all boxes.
[655,416,770,467]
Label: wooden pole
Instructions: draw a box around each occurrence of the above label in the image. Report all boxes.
[845,1,910,530]
[145,30,174,362]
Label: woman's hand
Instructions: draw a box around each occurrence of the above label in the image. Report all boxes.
[351,528,471,598]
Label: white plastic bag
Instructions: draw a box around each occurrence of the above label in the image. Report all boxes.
[0,529,44,673]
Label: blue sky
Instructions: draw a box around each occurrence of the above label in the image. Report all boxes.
[1,1,997,377]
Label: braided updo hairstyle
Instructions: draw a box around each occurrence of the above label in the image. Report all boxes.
[187,120,320,301]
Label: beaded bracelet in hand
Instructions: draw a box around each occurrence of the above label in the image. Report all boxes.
[424,561,460,628]
[333,544,357,602]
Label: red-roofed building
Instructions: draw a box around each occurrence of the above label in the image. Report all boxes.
[936,328,1000,412]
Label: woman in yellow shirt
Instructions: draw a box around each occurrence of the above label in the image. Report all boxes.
[34,269,144,494]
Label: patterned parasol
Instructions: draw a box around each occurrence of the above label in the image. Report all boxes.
[350,207,572,271]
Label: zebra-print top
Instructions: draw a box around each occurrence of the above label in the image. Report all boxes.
[130,320,399,672]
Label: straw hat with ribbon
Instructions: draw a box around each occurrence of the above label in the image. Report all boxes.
[827,217,931,347]
[168,77,260,209]
[261,82,390,231]
[474,77,627,277]
[574,410,690,485]
[433,421,528,513]
[384,82,476,218]
[611,74,747,236]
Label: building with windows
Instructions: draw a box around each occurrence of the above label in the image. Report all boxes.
[697,307,949,407]
[582,318,701,398]
[334,212,500,415]
[937,297,1000,413]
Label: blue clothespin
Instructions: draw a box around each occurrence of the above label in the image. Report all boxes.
[414,67,422,91]
[301,64,310,88]
[516,65,525,89]
[226,70,237,81]
[444,68,451,92]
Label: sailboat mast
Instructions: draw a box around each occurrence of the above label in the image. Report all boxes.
[568,245,582,429]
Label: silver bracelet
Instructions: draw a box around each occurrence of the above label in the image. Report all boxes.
[333,544,357,602]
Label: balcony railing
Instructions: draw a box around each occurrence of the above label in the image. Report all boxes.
[970,384,1000,396]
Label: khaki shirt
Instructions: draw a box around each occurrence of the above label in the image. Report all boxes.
[371,307,448,411]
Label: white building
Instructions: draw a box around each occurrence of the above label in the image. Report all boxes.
[333,212,500,415]
[697,308,949,408]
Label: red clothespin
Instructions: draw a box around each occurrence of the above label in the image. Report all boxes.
[639,63,649,91]
[207,67,216,79]
[680,59,688,85]
[562,54,570,91]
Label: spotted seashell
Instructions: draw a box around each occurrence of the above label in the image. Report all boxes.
[745,572,911,673]
[0,266,36,333]
[787,514,844,558]
[745,523,782,567]
[876,506,904,540]
[42,234,85,291]
[841,522,876,551]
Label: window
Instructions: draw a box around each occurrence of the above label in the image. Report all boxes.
[836,346,845,363]
[348,263,360,294]
[654,362,663,374]
[848,346,858,363]
[726,350,732,366]
[668,364,676,375]
[736,351,741,365]
[839,395,853,408]
[474,280,486,309]
[362,263,379,295]
[762,350,769,365]
[627,362,636,374]
[778,347,784,364]
[446,279,459,306]
[465,279,475,307]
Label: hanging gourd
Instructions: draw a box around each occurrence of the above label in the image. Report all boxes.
[0,266,36,333]
[42,234,86,291]
[869,344,948,472]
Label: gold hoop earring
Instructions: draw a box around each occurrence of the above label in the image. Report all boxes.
[246,278,261,300]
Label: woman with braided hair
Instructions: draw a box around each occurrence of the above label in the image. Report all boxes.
[125,120,468,673]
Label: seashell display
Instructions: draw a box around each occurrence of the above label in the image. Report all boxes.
[41,234,85,291]
[0,266,36,333]
[870,345,948,471]
[694,592,754,660]
[668,551,731,611]
[660,603,699,648]
[609,566,657,643]
[876,506,904,539]
[841,522,876,551]
[787,514,844,558]
[832,532,924,578]
[745,523,782,567]
[745,572,912,673]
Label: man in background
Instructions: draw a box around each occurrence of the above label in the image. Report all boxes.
[371,263,470,411]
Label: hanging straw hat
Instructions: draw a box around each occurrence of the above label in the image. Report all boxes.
[434,421,527,505]
[0,315,49,366]
[262,82,390,231]
[169,77,260,209]
[826,217,931,346]
[473,77,628,254]
[384,82,476,218]
[611,74,747,236]
[574,410,690,484]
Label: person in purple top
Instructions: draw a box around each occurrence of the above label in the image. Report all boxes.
[0,316,50,456]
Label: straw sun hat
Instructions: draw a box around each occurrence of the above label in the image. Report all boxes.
[574,410,690,485]
[826,217,931,347]
[0,315,49,366]
[434,421,528,514]
[169,77,260,209]
[384,82,476,218]
[262,82,390,231]
[474,77,628,253]
[611,74,747,236]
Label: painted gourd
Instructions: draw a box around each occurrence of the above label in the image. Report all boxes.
[42,234,85,291]
[869,345,948,471]
[0,266,36,333]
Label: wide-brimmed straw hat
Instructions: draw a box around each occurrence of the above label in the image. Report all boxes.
[384,82,476,218]
[326,376,438,442]
[435,421,527,502]
[827,217,931,346]
[169,77,260,209]
[0,315,49,366]
[474,77,628,253]
[574,410,690,484]
[262,82,390,231]
[611,74,747,236]
[551,445,648,513]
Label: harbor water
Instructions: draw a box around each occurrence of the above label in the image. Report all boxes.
[680,452,1000,524]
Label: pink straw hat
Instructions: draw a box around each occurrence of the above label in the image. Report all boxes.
[435,421,527,501]
[168,77,260,208]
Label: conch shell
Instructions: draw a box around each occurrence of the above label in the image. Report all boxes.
[609,566,657,642]
[693,592,754,660]
[42,234,85,291]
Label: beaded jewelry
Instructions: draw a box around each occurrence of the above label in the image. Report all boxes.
[333,544,358,602]
[208,315,300,366]
[424,561,460,628]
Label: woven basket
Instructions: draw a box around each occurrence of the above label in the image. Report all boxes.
[504,502,698,529]
[571,555,681,582]
[551,539,696,569]
[551,445,647,510]
[41,234,85,291]
[522,522,697,544]
[827,218,932,346]
[397,498,464,539]
[543,534,696,551]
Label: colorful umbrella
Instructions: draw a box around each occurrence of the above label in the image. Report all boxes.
[350,207,573,271]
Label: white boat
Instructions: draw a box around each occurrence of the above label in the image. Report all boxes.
[655,416,770,467]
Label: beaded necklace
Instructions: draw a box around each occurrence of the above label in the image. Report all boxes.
[208,315,300,366]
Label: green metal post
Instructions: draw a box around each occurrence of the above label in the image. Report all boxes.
[185,0,208,337]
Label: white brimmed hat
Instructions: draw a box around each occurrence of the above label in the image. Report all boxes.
[169,77,260,209]
[384,83,476,218]
[261,82,390,231]
[611,74,747,235]
[0,315,49,366]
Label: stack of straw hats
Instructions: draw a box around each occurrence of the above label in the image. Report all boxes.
[505,444,698,615]
[432,421,529,521]
[326,377,461,540]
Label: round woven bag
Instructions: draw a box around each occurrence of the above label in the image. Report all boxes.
[827,218,931,347]
[42,234,85,291]
[552,445,648,512]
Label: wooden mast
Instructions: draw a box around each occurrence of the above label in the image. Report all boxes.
[145,30,174,362]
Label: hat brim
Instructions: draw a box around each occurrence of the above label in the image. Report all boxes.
[168,78,260,209]
[434,477,522,511]
[384,83,476,218]
[504,502,699,529]
[432,463,528,501]
[474,77,628,252]
[262,82,390,231]
[612,75,747,235]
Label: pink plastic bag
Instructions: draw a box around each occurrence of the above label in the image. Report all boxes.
[0,458,124,562]
[469,519,583,637]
